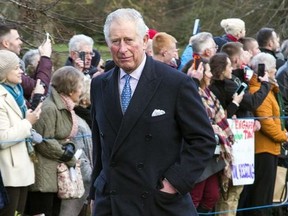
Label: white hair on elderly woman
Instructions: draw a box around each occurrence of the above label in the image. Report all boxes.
[250,52,276,74]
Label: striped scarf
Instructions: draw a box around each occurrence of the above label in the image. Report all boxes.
[199,87,234,180]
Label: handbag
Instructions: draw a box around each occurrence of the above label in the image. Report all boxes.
[273,166,288,203]
[57,161,85,199]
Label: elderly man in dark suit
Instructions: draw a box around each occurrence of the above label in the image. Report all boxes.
[90,8,216,216]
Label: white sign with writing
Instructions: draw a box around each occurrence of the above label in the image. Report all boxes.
[228,119,255,186]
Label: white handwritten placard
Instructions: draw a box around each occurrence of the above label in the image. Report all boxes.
[228,119,255,186]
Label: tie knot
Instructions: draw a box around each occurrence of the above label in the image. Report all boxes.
[123,74,131,81]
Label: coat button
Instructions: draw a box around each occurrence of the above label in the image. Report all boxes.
[141,191,149,199]
[110,190,117,195]
[136,163,144,169]
[145,134,152,141]
[100,132,104,137]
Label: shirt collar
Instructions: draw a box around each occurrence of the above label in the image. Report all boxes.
[120,54,147,80]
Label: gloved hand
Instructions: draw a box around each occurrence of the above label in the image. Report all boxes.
[31,129,43,144]
[59,142,75,162]
[65,156,77,168]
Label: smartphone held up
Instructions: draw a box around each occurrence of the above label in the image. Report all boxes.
[78,51,86,69]
[44,32,54,44]
[193,55,201,70]
[78,51,86,62]
[235,82,248,95]
[257,63,265,82]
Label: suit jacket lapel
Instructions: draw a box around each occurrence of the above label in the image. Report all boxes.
[111,57,162,156]
[101,68,123,133]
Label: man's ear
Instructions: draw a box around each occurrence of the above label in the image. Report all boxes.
[161,50,167,57]
[230,56,238,68]
[205,48,211,57]
[268,39,274,49]
[1,39,9,49]
[70,51,78,60]
[143,34,149,49]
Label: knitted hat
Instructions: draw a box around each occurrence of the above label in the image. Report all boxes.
[148,29,158,39]
[220,18,245,36]
[0,50,19,83]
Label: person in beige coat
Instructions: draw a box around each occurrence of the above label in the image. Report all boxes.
[0,50,41,216]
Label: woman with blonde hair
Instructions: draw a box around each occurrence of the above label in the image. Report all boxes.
[0,50,41,216]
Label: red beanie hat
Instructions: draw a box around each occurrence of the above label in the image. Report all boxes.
[148,29,158,39]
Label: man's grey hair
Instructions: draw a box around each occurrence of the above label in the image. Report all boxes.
[103,8,148,44]
[68,34,94,53]
[191,32,214,54]
[250,52,276,73]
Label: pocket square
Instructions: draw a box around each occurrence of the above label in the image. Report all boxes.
[151,109,166,117]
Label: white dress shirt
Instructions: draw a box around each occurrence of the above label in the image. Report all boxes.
[119,55,147,99]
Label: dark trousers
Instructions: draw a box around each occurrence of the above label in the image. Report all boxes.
[0,187,28,216]
[25,192,61,216]
[242,153,278,216]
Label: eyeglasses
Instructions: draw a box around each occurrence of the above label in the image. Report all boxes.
[76,51,95,57]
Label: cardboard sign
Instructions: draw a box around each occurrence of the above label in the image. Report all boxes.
[228,119,255,186]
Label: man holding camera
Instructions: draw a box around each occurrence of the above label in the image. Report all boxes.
[65,34,103,78]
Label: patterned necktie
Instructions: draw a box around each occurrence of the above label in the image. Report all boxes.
[121,74,131,113]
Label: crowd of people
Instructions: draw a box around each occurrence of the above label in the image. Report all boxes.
[0,7,288,216]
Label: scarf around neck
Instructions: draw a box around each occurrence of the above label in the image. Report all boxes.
[60,94,78,139]
[1,83,37,162]
[1,83,27,118]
